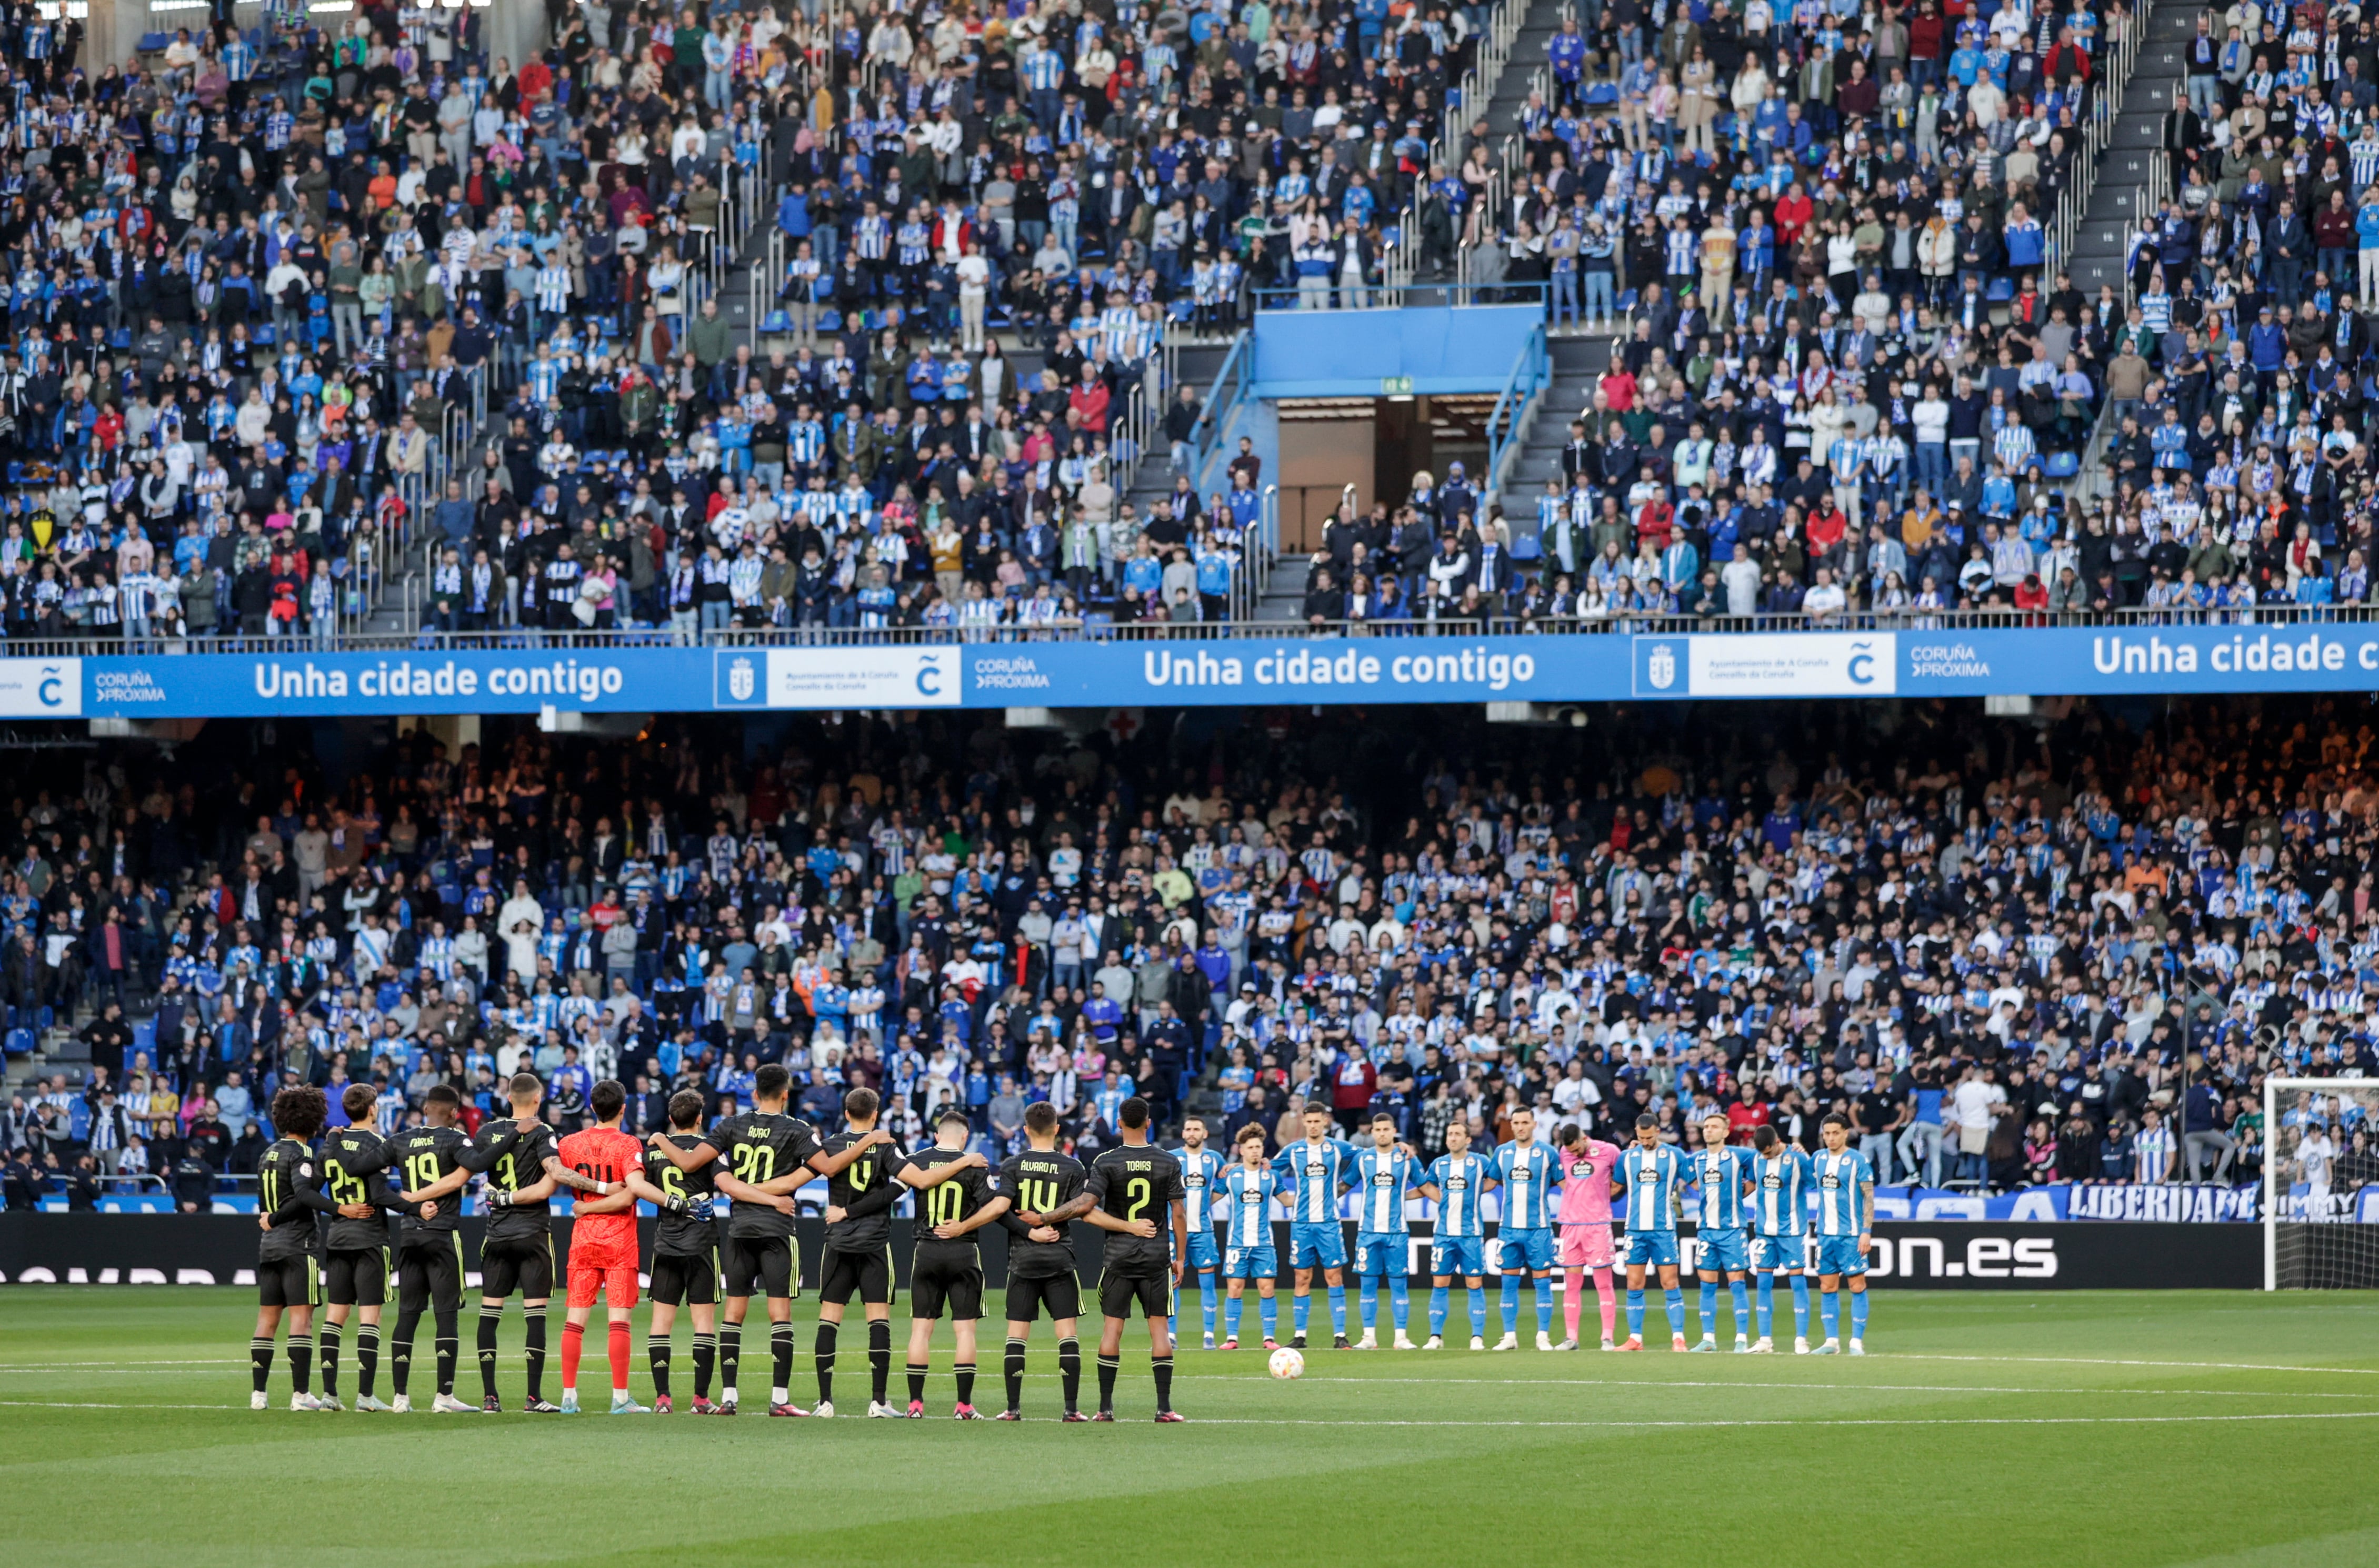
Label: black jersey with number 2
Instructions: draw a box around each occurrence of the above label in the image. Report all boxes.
[1086,1144,1185,1275]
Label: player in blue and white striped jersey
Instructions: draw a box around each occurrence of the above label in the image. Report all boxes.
[1811,1114,1875,1355]
[1173,1117,1226,1350]
[1271,1108,1357,1349]
[1218,1124,1282,1350]
[1748,1124,1816,1353]
[1351,1114,1421,1350]
[1612,1114,1692,1351]
[1689,1113,1758,1353]
[1418,1121,1493,1349]
[1488,1109,1565,1350]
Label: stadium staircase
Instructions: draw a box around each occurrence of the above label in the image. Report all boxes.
[2058,2,2192,301]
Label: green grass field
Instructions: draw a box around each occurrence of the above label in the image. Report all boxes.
[2,1288,2375,1566]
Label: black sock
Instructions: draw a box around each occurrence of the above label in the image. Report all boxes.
[1096,1353,1119,1413]
[1152,1353,1174,1414]
[906,1362,927,1404]
[287,1333,313,1395]
[692,1332,716,1398]
[249,1335,274,1394]
[1058,1337,1082,1413]
[647,1334,672,1399]
[719,1324,742,1395]
[356,1325,380,1400]
[433,1308,459,1397]
[955,1363,975,1408]
[868,1319,892,1404]
[814,1320,838,1403]
[476,1305,502,1398]
[523,1310,547,1402]
[318,1323,342,1399]
[1003,1338,1026,1413]
[771,1323,795,1393]
[391,1310,421,1396]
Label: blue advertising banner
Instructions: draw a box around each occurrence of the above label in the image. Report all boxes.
[10,623,2379,719]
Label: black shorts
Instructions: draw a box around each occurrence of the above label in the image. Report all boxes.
[1098,1268,1173,1321]
[649,1249,719,1308]
[324,1246,389,1307]
[721,1233,798,1300]
[1004,1269,1082,1323]
[909,1252,984,1321]
[258,1254,321,1309]
[817,1244,894,1306]
[397,1235,465,1312]
[479,1234,555,1300]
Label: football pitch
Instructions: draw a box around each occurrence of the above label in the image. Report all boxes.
[2,1288,2375,1567]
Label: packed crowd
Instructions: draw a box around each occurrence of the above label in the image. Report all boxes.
[4,696,2377,1215]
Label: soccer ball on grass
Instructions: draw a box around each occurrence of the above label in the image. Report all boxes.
[1267,1346,1305,1380]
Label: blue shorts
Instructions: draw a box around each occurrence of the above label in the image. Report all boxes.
[1288,1220,1347,1271]
[1354,1233,1409,1278]
[1815,1236,1868,1278]
[1497,1227,1556,1273]
[1223,1244,1277,1281]
[1429,1234,1486,1278]
[1623,1231,1681,1269]
[1185,1228,1221,1271]
[1751,1234,1807,1272]
[1695,1229,1750,1273]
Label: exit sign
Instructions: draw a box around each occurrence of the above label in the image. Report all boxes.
[1381,376,1414,395]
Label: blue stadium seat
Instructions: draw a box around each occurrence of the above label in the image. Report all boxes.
[2042,451,2080,478]
[817,309,842,333]
[1584,82,1619,106]
[1986,277,2015,302]
[137,31,167,51]
[1168,299,1194,321]
[1616,289,1638,311]
[761,310,792,332]
[109,328,132,350]
[4,1028,31,1056]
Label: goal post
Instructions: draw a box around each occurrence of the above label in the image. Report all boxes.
[2264,1079,2379,1291]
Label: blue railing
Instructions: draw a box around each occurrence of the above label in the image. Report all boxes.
[1486,322,1551,498]
[1185,327,1253,493]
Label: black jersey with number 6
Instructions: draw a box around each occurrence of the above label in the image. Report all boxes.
[1086,1144,1185,1275]
[708,1110,824,1239]
[997,1149,1087,1279]
[643,1133,717,1258]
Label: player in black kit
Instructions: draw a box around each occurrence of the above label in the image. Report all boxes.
[994,1101,1096,1420]
[645,1062,879,1415]
[386,1084,525,1412]
[467,1073,609,1412]
[643,1089,723,1413]
[1084,1097,1190,1422]
[251,1084,356,1411]
[893,1110,1007,1419]
[811,1087,903,1416]
[316,1083,411,1411]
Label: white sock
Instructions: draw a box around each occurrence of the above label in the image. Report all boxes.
[772,1385,788,1404]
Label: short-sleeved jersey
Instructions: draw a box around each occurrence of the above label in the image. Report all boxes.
[1426,1150,1491,1237]
[1751,1147,1814,1238]
[257,1137,327,1262]
[904,1147,998,1259]
[558,1126,647,1269]
[1693,1144,1757,1231]
[320,1123,395,1252]
[1272,1137,1356,1222]
[1492,1139,1562,1230]
[821,1128,901,1251]
[479,1120,561,1243]
[1221,1162,1277,1248]
[1557,1139,1622,1226]
[997,1148,1088,1279]
[708,1110,825,1238]
[1352,1145,1420,1234]
[644,1133,717,1257]
[384,1122,514,1236]
[1177,1143,1225,1229]
[1812,1148,1873,1237]
[1619,1143,1686,1235]
[1086,1142,1185,1274]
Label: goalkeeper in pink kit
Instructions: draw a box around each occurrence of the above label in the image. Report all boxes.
[1555,1124,1622,1350]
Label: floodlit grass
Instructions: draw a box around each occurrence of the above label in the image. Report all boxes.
[0,1288,2373,1566]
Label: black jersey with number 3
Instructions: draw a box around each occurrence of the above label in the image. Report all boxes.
[1086,1144,1185,1274]
[643,1133,718,1258]
[708,1110,824,1239]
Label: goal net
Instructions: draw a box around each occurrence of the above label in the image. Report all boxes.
[2265,1080,2379,1290]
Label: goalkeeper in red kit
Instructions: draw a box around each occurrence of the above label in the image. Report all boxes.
[557,1080,692,1414]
